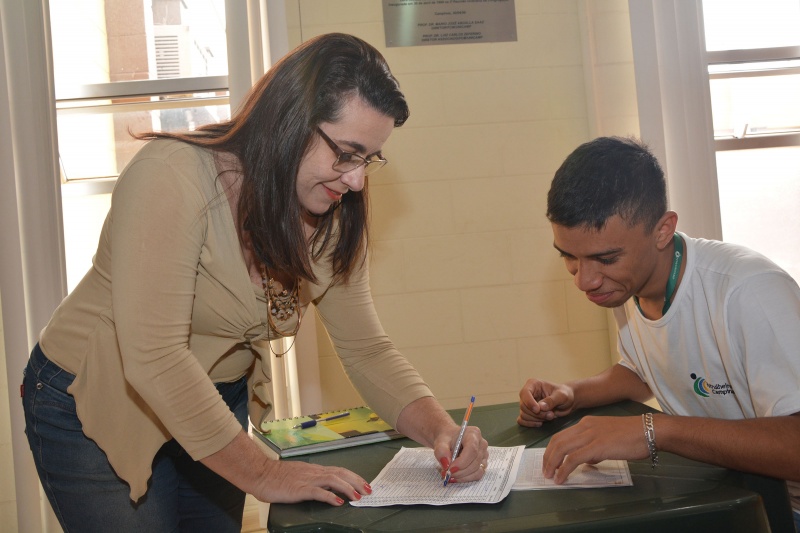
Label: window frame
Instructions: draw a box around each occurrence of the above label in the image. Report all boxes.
[56,75,229,102]
[706,45,800,151]
[56,75,231,193]
[52,2,234,190]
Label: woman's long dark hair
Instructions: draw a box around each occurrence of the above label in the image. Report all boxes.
[138,33,409,283]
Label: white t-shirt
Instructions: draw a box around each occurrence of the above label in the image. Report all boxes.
[613,233,800,509]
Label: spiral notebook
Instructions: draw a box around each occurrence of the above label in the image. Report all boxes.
[255,406,403,458]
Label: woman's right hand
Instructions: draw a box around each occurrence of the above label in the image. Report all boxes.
[255,457,371,505]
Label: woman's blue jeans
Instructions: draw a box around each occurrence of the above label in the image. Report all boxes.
[22,343,249,532]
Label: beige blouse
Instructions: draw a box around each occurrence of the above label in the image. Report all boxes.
[39,139,432,501]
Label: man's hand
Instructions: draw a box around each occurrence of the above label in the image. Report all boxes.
[542,415,649,483]
[517,378,577,427]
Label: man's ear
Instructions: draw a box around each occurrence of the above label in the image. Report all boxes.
[654,211,678,251]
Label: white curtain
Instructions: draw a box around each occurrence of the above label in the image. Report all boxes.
[0,0,296,531]
[628,0,722,240]
[1,0,66,531]
[232,0,304,422]
[239,0,323,423]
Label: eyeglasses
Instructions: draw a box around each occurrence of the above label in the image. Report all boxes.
[316,127,388,176]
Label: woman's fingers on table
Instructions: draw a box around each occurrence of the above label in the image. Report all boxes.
[260,461,370,505]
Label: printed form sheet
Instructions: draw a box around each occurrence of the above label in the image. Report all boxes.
[512,448,632,490]
[350,445,524,507]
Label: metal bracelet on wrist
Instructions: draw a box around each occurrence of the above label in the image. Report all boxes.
[642,412,658,468]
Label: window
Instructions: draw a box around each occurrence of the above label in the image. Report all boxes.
[702,0,800,281]
[50,0,230,290]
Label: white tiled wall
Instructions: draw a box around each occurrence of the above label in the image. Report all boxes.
[288,0,640,411]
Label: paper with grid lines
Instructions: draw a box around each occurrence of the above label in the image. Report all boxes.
[350,445,524,506]
[511,448,632,489]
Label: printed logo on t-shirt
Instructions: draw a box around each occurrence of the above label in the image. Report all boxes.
[690,373,735,397]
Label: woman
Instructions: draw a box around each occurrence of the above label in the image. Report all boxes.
[23,33,488,532]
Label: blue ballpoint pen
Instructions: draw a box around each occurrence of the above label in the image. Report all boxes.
[292,411,350,429]
[443,395,475,487]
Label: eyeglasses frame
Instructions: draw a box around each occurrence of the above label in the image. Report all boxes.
[315,127,388,176]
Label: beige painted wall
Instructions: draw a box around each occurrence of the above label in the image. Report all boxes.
[285,0,639,412]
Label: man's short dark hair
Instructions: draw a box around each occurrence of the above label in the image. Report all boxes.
[546,136,667,232]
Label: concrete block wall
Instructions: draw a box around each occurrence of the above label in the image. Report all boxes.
[285,0,639,411]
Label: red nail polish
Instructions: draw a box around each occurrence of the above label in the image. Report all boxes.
[440,457,449,469]
[336,497,344,505]
[450,466,460,474]
[353,491,361,500]
[364,483,372,494]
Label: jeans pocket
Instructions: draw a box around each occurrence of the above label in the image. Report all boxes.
[23,362,81,433]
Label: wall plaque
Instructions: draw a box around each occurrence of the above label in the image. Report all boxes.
[383,0,517,47]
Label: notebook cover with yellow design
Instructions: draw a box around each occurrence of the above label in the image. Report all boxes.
[255,406,403,457]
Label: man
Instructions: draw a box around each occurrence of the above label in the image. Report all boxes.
[518,136,800,526]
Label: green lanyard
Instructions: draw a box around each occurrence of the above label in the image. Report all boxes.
[635,233,684,317]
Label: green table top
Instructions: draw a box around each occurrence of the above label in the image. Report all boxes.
[267,401,793,532]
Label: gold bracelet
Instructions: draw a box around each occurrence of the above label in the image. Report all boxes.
[642,413,658,468]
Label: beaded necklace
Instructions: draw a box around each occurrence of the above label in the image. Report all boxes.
[260,264,302,357]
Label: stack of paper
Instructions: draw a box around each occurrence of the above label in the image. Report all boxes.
[350,445,632,507]
[350,446,524,507]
